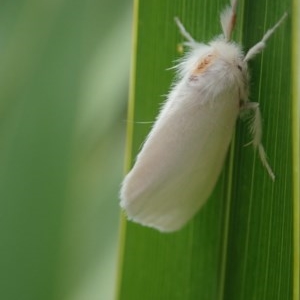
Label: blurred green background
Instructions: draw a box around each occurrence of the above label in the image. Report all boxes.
[0,1,132,300]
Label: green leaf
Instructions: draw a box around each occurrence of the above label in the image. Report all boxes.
[117,0,298,299]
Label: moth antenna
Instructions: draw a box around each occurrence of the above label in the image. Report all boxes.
[220,0,237,41]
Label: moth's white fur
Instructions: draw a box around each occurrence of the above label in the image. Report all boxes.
[120,0,287,232]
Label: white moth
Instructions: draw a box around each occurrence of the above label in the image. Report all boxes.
[120,0,287,232]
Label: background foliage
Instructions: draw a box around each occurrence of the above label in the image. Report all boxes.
[0,1,132,299]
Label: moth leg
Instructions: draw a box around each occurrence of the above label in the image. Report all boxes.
[241,102,275,181]
[244,12,287,62]
[174,17,196,46]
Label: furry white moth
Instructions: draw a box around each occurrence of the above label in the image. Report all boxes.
[120,0,287,232]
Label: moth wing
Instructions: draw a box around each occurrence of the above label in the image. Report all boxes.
[120,84,239,232]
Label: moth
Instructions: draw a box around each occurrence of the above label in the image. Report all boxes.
[120,0,287,232]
